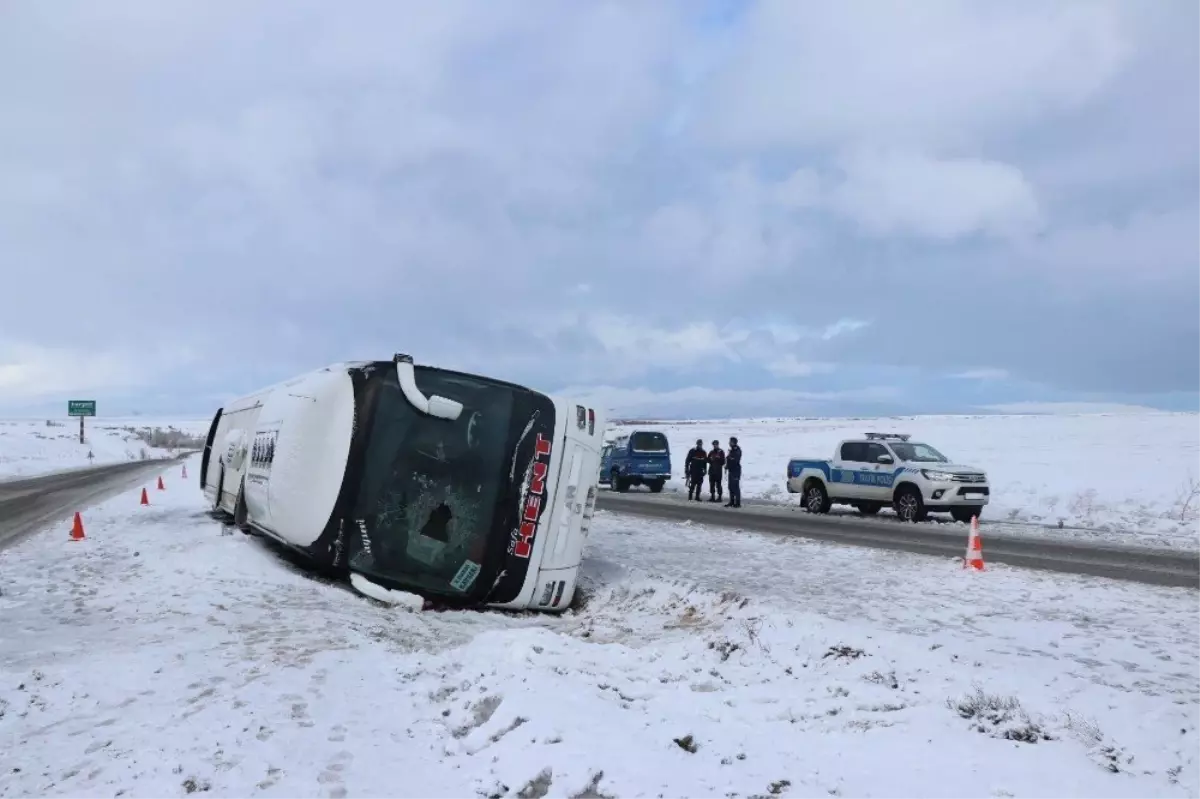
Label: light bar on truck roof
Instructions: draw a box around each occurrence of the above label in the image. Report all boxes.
[864,432,911,441]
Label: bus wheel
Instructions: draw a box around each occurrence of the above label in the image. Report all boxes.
[233,480,252,534]
[212,464,225,514]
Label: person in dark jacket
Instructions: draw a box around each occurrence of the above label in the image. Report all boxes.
[684,438,707,501]
[707,439,725,502]
[724,436,742,508]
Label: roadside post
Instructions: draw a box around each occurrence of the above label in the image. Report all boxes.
[68,400,96,444]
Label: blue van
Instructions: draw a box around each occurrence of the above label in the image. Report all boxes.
[599,430,673,493]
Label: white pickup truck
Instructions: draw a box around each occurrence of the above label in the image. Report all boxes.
[784,432,991,523]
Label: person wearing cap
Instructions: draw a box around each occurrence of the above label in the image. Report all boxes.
[684,438,708,501]
[724,436,742,508]
[706,438,726,502]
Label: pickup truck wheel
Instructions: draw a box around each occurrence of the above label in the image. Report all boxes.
[647,479,665,493]
[951,506,983,524]
[803,482,831,514]
[894,486,927,523]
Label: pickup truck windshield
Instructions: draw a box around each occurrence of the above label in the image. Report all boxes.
[889,442,949,463]
[630,431,669,453]
[347,366,518,598]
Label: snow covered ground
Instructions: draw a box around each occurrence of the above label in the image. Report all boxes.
[607,412,1200,550]
[0,417,211,480]
[1,455,1196,798]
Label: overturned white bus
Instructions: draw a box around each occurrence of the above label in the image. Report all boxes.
[199,354,606,612]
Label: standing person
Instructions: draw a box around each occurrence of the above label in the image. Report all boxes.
[685,438,708,501]
[724,436,742,508]
[707,439,725,502]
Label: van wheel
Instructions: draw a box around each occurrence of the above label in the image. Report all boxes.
[804,481,831,514]
[647,479,664,493]
[894,486,927,523]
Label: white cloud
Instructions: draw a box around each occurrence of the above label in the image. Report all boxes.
[1015,206,1199,281]
[525,313,866,383]
[828,149,1043,240]
[700,0,1134,151]
[578,314,737,374]
[760,319,870,345]
[764,357,836,379]
[644,153,1043,250]
[817,319,871,341]
[639,164,820,277]
[978,401,1167,415]
[0,341,150,400]
[953,368,1010,381]
[0,2,1193,414]
[559,384,903,419]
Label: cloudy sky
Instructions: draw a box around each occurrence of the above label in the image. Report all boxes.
[2,0,1197,420]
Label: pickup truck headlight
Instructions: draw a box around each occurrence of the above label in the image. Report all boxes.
[920,469,954,482]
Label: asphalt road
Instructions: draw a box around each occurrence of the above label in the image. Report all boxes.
[595,491,1200,589]
[0,458,189,552]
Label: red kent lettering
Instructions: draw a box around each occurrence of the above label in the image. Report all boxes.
[523,495,541,522]
[509,431,554,560]
[530,461,547,495]
[514,521,535,558]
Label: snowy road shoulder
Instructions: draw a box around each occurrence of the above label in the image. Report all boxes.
[0,418,208,481]
[0,460,1196,798]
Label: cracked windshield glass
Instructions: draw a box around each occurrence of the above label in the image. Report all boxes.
[349,368,514,595]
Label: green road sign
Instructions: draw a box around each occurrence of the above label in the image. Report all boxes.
[68,400,96,417]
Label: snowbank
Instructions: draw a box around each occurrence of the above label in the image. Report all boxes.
[0,456,1195,798]
[0,417,210,480]
[607,413,1200,547]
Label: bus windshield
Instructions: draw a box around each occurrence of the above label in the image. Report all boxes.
[345,364,554,603]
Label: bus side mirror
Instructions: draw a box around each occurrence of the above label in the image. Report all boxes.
[395,358,463,421]
[427,395,464,420]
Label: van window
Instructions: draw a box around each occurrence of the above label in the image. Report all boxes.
[630,431,668,453]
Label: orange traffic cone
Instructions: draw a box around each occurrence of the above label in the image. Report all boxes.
[140,487,150,506]
[69,512,86,541]
[964,516,985,571]
[157,475,165,491]
[181,464,188,479]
